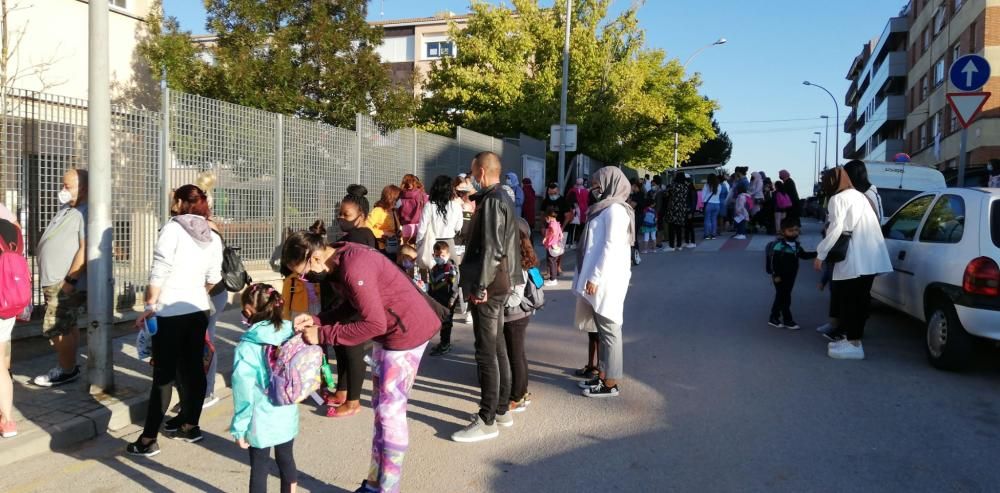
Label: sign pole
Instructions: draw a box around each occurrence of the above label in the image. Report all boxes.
[557,0,572,190]
[958,127,968,187]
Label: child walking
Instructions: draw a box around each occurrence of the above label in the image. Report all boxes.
[764,218,817,330]
[232,284,299,493]
[429,241,460,357]
[542,207,564,286]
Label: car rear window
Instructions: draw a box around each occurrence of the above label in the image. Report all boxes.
[880,189,920,218]
[992,200,1000,249]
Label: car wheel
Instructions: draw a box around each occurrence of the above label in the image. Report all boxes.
[925,299,974,371]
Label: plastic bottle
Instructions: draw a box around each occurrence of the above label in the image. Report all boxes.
[145,316,158,336]
[321,361,336,389]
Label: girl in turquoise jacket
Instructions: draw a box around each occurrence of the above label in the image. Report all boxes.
[232,284,299,493]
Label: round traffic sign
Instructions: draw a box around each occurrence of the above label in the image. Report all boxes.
[950,54,991,91]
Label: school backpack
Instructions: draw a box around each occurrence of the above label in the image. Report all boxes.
[265,333,324,406]
[764,240,778,275]
[0,220,31,319]
[218,232,252,292]
[745,194,755,211]
[520,267,546,311]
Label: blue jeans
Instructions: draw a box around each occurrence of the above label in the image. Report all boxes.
[703,203,720,237]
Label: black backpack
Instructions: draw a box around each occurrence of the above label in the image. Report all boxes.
[519,267,546,311]
[218,233,252,292]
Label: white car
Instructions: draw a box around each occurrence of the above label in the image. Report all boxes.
[863,161,947,221]
[872,187,1000,370]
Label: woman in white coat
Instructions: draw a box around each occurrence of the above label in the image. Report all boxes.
[814,167,892,360]
[573,166,634,398]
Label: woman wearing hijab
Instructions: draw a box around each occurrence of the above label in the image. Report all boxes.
[843,160,884,221]
[778,170,801,220]
[521,178,537,231]
[573,167,634,398]
[505,172,525,218]
[814,167,892,360]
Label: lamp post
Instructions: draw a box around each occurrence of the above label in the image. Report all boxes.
[819,115,830,170]
[811,140,819,182]
[803,81,840,168]
[674,37,727,168]
[813,131,822,183]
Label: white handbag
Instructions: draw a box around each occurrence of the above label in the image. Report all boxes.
[416,216,438,270]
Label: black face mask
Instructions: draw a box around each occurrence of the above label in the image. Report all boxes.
[338,218,357,232]
[303,271,330,283]
[784,235,799,242]
[590,189,602,202]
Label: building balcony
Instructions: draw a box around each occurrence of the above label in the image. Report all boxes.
[867,138,905,161]
[855,95,905,147]
[843,136,857,159]
[844,109,857,133]
[845,79,859,106]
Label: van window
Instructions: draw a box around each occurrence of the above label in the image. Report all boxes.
[880,189,920,218]
[992,200,999,249]
[919,195,965,243]
[884,195,934,241]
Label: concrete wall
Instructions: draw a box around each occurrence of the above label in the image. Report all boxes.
[4,0,155,106]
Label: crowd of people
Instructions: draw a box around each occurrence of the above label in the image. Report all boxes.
[0,155,914,491]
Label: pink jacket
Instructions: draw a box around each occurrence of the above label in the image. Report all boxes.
[571,186,590,223]
[542,218,563,248]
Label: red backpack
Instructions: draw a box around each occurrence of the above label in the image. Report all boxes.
[0,220,31,319]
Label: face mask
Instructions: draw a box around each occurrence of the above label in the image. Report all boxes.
[302,270,330,283]
[434,256,447,266]
[590,189,601,202]
[58,189,72,205]
[548,194,559,200]
[402,260,415,270]
[337,218,357,232]
[989,164,994,172]
[784,235,799,242]
[471,176,484,193]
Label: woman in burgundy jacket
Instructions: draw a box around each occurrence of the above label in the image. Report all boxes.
[282,234,440,493]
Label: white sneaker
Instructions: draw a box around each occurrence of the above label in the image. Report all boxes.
[451,415,499,443]
[463,312,473,324]
[685,243,696,249]
[828,340,865,360]
[202,394,220,409]
[543,280,558,287]
[734,235,747,240]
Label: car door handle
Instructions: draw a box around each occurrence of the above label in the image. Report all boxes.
[898,250,907,261]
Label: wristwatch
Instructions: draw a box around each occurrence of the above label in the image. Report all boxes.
[64,276,78,286]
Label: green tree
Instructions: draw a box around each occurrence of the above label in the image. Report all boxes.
[138,0,416,130]
[419,0,717,173]
[686,112,732,167]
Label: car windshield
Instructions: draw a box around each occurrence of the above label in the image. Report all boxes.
[992,200,999,249]
[880,189,920,218]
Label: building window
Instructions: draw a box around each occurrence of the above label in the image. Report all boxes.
[921,75,929,100]
[931,112,941,137]
[922,28,930,50]
[110,0,127,9]
[955,0,964,12]
[948,106,957,133]
[969,21,977,52]
[933,7,946,35]
[425,41,454,59]
[919,123,928,149]
[934,57,946,86]
[953,42,962,62]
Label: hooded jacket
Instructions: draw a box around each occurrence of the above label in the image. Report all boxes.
[230,320,299,449]
[311,242,441,351]
[148,214,223,317]
[506,172,525,211]
[461,183,524,300]
[398,189,426,226]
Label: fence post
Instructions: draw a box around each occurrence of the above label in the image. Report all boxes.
[456,126,464,176]
[274,114,284,245]
[355,114,363,185]
[411,128,418,176]
[159,83,170,223]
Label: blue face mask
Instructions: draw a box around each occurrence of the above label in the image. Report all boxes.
[434,256,447,265]
[471,175,484,193]
[402,260,415,270]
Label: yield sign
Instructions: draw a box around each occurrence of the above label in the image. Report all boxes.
[946,92,991,128]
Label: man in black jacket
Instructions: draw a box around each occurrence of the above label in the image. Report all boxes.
[453,151,523,443]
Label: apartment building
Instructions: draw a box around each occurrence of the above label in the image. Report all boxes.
[2,0,155,105]
[904,0,1000,171]
[370,12,469,95]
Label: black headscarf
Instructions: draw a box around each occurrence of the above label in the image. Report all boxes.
[843,160,872,193]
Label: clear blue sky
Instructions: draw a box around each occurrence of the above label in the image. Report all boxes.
[163,0,908,195]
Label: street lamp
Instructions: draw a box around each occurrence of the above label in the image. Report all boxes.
[813,131,822,183]
[803,81,840,168]
[819,115,830,171]
[674,37,728,168]
[811,140,819,182]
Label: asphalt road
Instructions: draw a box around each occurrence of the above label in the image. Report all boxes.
[4,227,1000,493]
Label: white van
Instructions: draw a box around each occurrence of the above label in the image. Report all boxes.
[863,161,947,221]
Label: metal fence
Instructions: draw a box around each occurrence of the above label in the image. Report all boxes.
[0,87,546,314]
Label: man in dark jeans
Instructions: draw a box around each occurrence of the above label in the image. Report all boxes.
[452,151,523,443]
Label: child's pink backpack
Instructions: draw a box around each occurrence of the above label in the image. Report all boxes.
[0,223,31,320]
[745,195,755,211]
[265,333,324,406]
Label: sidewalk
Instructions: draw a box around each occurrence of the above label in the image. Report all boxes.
[0,309,244,466]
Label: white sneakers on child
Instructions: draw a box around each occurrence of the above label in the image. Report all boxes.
[828,340,865,360]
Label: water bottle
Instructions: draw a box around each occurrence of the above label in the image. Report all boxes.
[321,361,336,390]
[145,316,158,336]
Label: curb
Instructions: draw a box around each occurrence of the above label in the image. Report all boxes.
[0,377,230,466]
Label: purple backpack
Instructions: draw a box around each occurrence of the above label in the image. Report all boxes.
[265,334,323,406]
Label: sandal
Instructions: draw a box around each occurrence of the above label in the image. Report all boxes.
[323,390,346,408]
[326,405,361,418]
[574,365,599,377]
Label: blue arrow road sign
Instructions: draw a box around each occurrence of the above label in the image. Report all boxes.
[950,54,991,91]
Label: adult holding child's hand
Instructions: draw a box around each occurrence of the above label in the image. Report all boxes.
[281,232,443,493]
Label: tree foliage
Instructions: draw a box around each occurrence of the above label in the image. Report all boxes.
[419,0,717,172]
[687,112,732,167]
[138,0,416,130]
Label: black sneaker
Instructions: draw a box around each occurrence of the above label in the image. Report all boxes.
[126,439,161,457]
[577,377,601,389]
[430,343,452,357]
[783,321,801,330]
[163,416,183,433]
[823,331,846,342]
[582,381,620,398]
[768,318,783,328]
[573,365,599,378]
[32,366,81,387]
[167,426,203,443]
[354,480,379,493]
